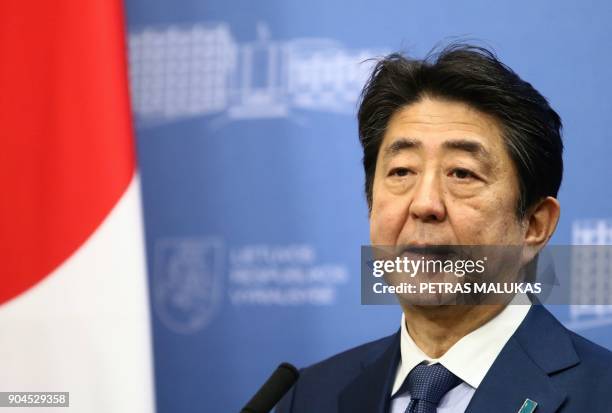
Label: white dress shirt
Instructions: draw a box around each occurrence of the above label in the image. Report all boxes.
[389,295,531,413]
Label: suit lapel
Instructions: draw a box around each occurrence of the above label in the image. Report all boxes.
[465,337,566,413]
[338,331,400,413]
[466,305,579,413]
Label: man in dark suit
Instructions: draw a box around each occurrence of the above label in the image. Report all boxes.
[277,44,612,412]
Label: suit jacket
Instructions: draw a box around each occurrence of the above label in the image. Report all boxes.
[276,305,612,413]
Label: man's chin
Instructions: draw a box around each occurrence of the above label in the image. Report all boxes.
[387,272,467,306]
[395,290,461,306]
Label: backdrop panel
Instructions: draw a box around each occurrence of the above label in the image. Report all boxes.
[123,1,612,411]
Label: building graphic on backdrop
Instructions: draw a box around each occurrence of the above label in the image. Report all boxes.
[568,219,612,330]
[128,23,385,125]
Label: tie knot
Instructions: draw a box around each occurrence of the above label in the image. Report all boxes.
[406,363,461,405]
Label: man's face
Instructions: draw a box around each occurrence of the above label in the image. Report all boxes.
[369,97,526,248]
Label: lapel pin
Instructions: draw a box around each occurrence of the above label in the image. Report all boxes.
[517,398,538,413]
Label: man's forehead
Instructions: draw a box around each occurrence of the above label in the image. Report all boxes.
[381,99,505,155]
[387,99,500,133]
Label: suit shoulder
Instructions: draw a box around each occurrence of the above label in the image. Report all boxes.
[276,332,398,413]
[568,329,612,368]
[296,332,398,392]
[300,332,397,381]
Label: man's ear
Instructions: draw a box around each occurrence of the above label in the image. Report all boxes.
[521,196,560,262]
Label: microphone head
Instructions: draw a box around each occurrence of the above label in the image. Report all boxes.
[240,362,300,413]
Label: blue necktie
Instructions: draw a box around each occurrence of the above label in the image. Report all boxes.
[402,362,462,413]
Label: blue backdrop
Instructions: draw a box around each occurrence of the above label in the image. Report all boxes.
[123,1,612,411]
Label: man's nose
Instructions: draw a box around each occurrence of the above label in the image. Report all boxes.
[408,172,446,223]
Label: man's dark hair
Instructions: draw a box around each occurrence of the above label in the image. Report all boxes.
[358,43,563,218]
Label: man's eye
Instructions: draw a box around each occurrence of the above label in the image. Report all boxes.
[450,168,476,180]
[389,167,412,177]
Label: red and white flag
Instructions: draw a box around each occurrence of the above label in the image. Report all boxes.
[0,1,154,411]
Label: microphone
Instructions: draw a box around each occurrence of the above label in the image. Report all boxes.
[240,362,299,413]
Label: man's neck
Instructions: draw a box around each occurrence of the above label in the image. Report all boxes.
[402,304,506,359]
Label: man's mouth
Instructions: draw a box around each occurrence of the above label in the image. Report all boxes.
[399,244,459,260]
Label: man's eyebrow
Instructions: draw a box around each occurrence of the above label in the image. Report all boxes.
[442,139,492,161]
[383,138,422,161]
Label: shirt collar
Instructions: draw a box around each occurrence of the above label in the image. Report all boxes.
[391,294,531,396]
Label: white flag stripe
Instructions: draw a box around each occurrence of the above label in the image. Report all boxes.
[0,175,154,412]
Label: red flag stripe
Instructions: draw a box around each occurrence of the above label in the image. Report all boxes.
[0,1,136,304]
